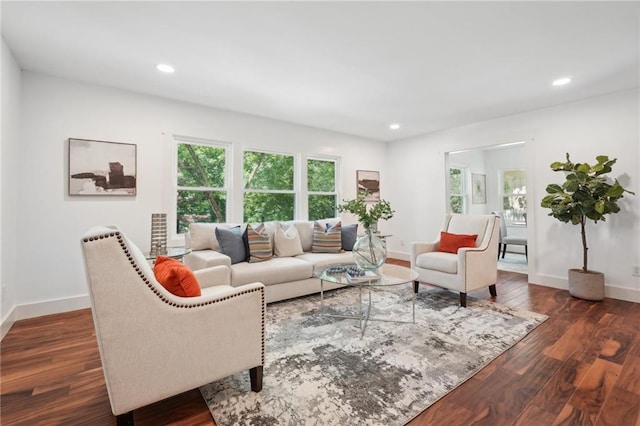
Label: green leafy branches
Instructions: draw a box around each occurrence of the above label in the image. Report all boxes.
[338,193,394,229]
[540,153,634,271]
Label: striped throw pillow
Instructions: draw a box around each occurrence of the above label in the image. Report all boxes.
[247,223,273,263]
[312,221,342,253]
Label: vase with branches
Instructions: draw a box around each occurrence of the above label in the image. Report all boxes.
[338,193,395,270]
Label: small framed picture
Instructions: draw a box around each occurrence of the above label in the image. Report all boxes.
[472,173,486,204]
[356,170,380,202]
[68,138,137,196]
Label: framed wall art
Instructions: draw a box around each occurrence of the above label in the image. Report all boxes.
[356,170,380,202]
[68,138,137,196]
[472,173,486,204]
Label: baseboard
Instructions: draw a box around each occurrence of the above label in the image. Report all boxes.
[1,306,17,341]
[14,295,91,321]
[529,273,640,303]
[388,250,410,261]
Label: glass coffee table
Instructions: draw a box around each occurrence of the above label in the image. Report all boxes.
[315,263,419,337]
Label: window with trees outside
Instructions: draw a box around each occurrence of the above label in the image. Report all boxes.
[502,169,527,225]
[243,150,295,223]
[307,158,338,220]
[176,139,341,232]
[449,166,466,214]
[176,139,228,233]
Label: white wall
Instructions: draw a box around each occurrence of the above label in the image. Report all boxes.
[1,39,21,338]
[14,72,387,319]
[387,89,640,302]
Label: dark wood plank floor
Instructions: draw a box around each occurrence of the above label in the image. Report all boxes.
[2,260,639,425]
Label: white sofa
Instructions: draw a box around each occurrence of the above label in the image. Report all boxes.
[184,219,358,303]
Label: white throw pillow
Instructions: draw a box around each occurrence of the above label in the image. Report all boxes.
[274,224,304,257]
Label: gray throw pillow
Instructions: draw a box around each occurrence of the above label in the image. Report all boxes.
[215,226,246,264]
[340,223,358,251]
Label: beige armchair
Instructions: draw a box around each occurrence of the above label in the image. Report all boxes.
[411,214,500,307]
[81,226,265,425]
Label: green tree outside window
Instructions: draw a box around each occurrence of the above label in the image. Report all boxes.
[308,158,337,220]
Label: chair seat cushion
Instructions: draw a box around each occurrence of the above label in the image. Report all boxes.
[153,256,202,297]
[415,252,458,274]
[502,236,527,245]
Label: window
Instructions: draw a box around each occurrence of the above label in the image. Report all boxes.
[243,150,295,222]
[176,139,228,233]
[307,158,337,220]
[449,166,466,214]
[502,169,527,224]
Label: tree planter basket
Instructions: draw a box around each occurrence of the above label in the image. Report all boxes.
[568,269,604,301]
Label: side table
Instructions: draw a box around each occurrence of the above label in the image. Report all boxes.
[144,246,192,263]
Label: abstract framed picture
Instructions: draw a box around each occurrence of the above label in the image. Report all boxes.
[357,170,380,202]
[68,138,137,196]
[472,173,486,204]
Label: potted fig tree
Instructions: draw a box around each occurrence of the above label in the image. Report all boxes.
[541,153,634,300]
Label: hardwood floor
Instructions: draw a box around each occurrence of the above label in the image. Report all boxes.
[2,261,639,425]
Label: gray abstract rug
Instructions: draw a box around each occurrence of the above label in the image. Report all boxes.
[200,286,547,425]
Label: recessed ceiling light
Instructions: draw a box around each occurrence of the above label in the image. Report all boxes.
[156,63,175,74]
[389,123,400,130]
[552,77,571,86]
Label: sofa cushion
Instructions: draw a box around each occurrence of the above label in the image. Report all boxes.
[312,221,342,253]
[274,223,304,257]
[416,252,458,274]
[215,226,246,264]
[231,257,313,286]
[153,256,202,297]
[189,223,221,251]
[295,251,354,269]
[246,223,273,263]
[438,231,478,254]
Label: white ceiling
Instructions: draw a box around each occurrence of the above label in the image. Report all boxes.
[2,1,639,142]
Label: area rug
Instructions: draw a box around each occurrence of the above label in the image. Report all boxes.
[200,286,547,425]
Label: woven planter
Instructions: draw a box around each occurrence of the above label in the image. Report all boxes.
[568,268,604,301]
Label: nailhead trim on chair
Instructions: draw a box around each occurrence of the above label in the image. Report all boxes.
[83,232,266,363]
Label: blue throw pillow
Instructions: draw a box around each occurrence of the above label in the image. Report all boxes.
[341,223,358,251]
[326,222,358,251]
[215,226,246,264]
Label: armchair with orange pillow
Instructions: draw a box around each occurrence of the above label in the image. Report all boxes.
[81,225,264,425]
[410,214,500,307]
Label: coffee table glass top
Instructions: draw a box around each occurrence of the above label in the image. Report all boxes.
[315,263,418,287]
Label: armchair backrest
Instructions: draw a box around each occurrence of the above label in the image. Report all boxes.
[444,214,498,248]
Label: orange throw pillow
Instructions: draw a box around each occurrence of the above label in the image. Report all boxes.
[153,256,201,297]
[438,231,478,254]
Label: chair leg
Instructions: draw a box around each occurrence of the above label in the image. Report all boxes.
[489,284,497,297]
[250,366,263,392]
[413,280,420,294]
[117,412,134,426]
[459,292,467,307]
[497,243,501,260]
[501,244,507,259]
[525,245,528,261]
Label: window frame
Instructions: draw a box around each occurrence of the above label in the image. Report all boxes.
[448,164,467,214]
[173,135,231,236]
[306,155,340,221]
[242,147,297,223]
[499,168,527,226]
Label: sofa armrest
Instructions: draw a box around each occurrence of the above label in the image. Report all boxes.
[184,250,232,271]
[194,265,231,288]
